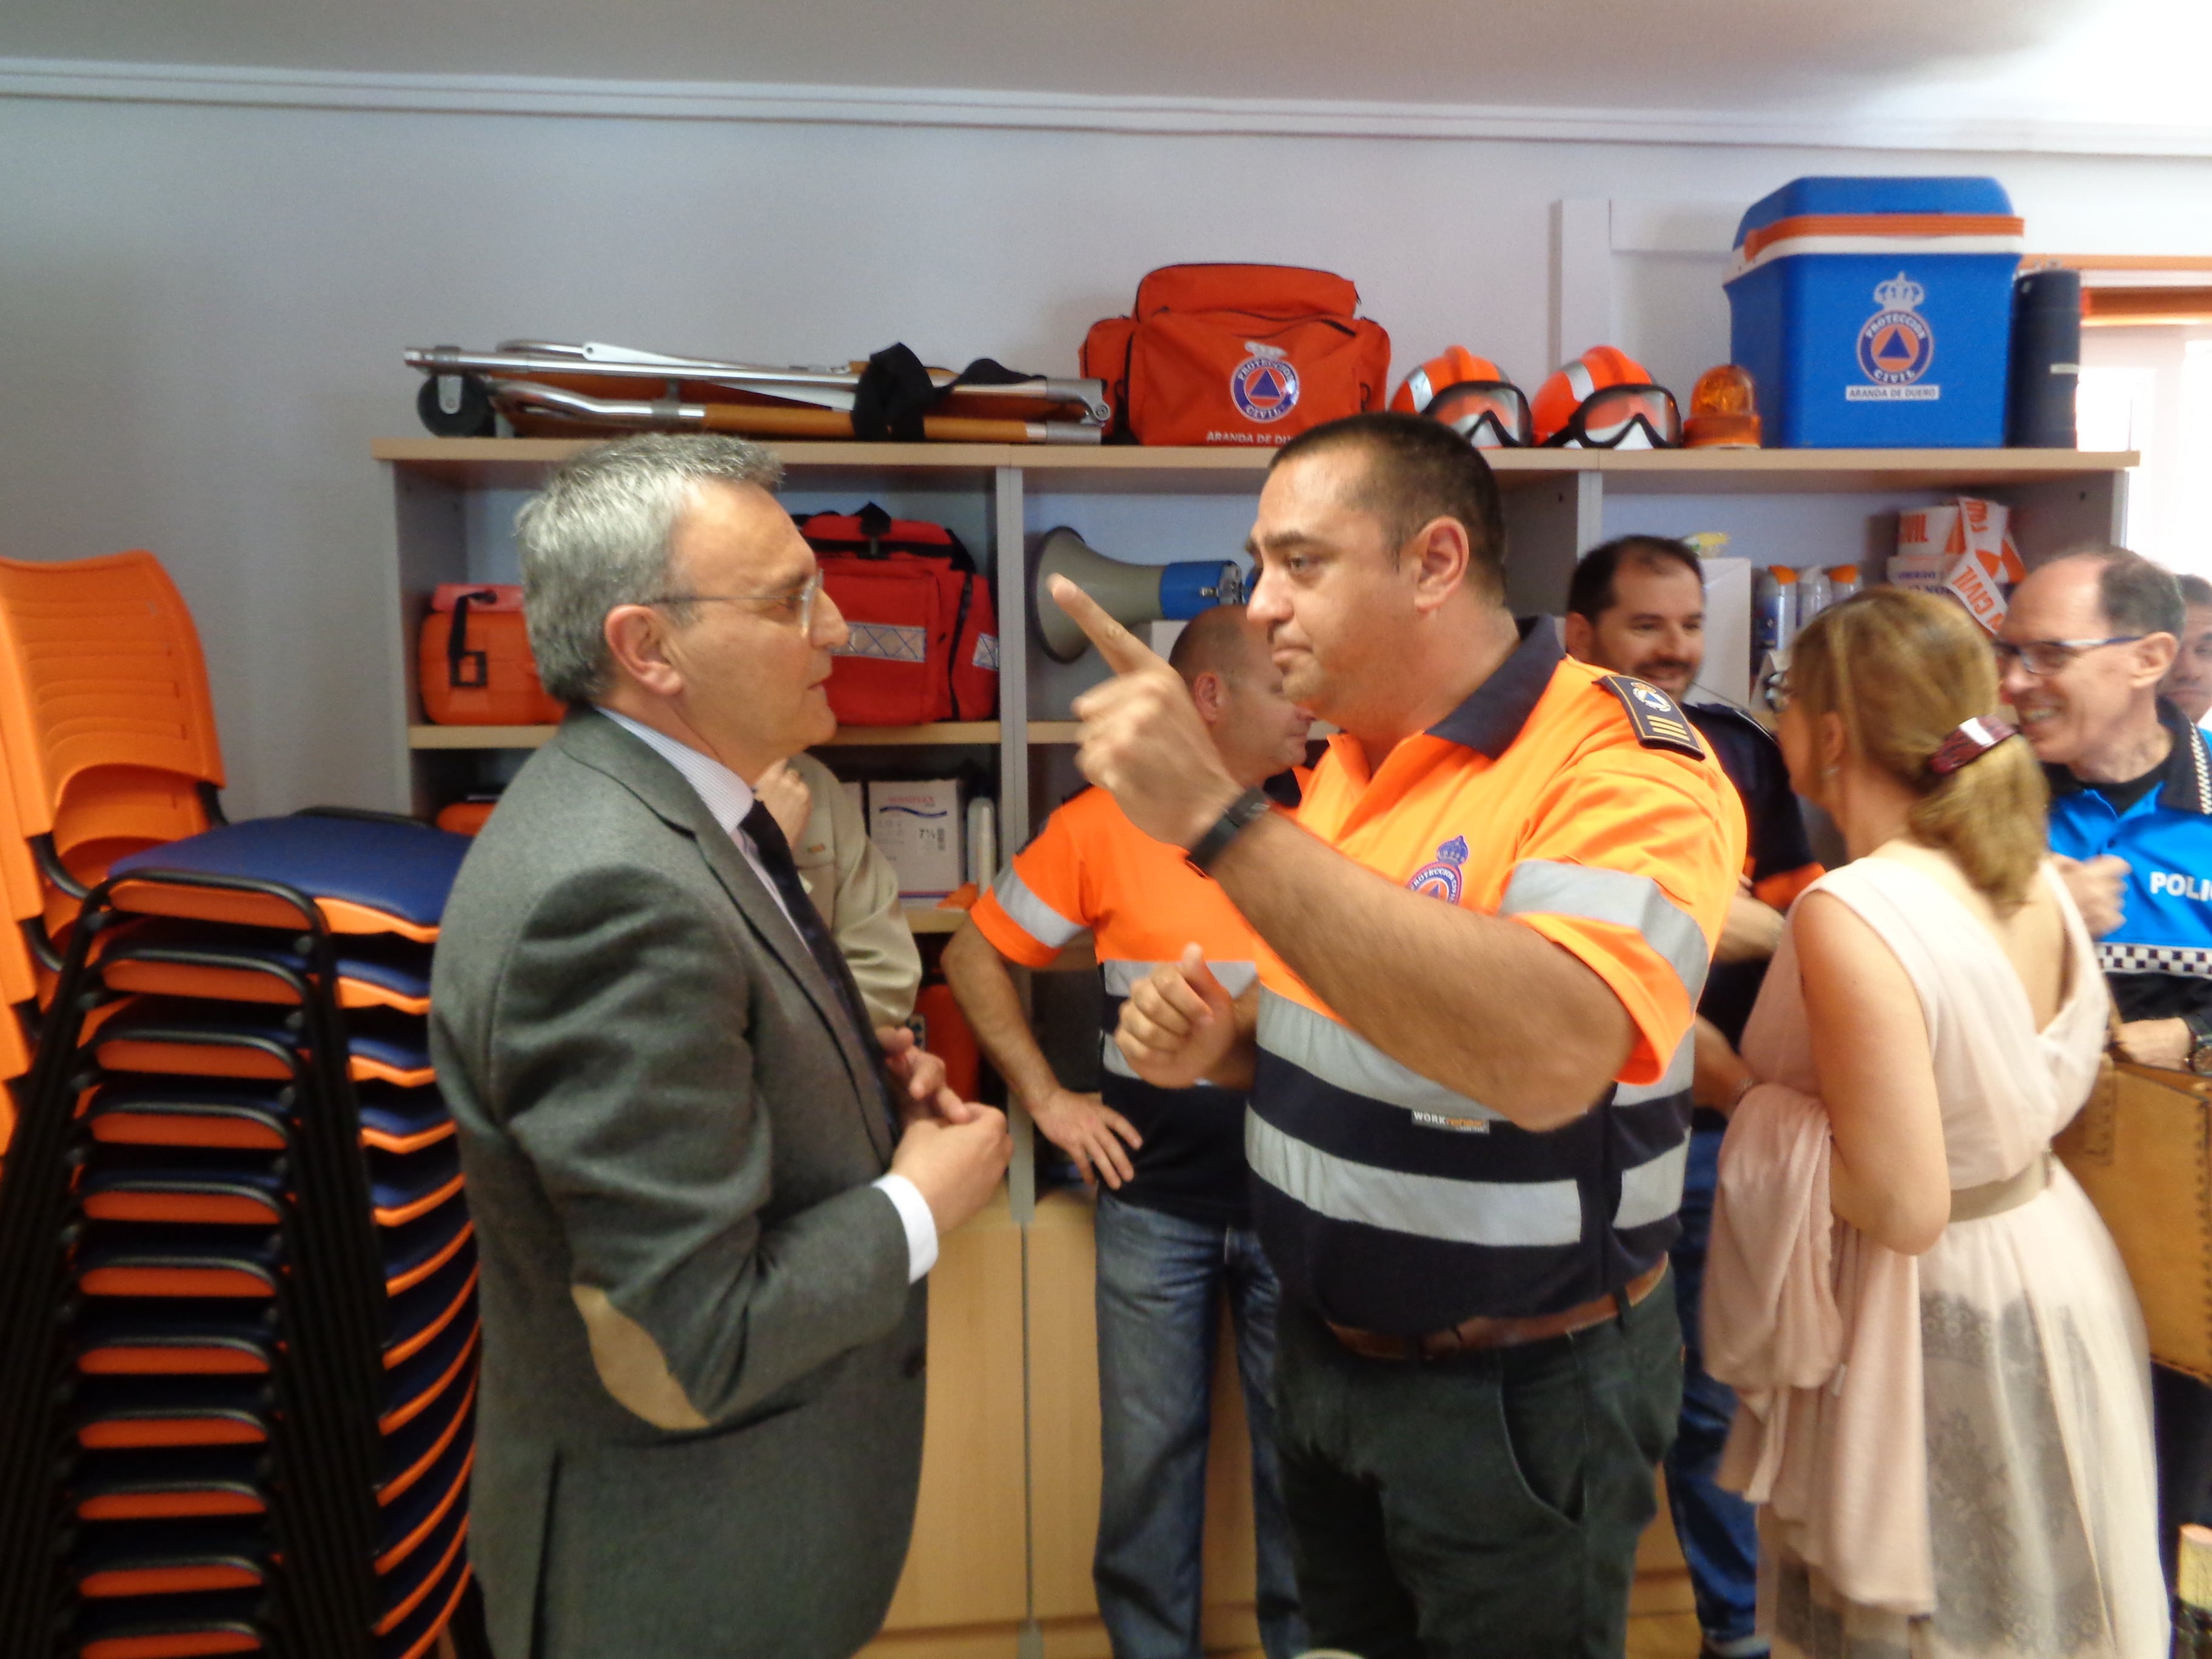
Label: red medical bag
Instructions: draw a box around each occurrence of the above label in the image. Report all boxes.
[796,506,1000,725]
[417,585,564,726]
[1081,264,1392,446]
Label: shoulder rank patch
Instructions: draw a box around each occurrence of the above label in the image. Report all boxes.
[1597,675,1706,759]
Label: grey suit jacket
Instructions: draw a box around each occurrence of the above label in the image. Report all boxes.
[429,708,927,1659]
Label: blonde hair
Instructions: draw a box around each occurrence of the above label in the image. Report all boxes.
[1789,587,2049,909]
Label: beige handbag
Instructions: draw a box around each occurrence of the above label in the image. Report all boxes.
[2054,1053,2212,1383]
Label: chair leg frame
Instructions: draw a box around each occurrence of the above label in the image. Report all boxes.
[0,865,412,1658]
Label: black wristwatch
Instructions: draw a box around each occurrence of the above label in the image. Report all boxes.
[2187,1010,2212,1077]
[1186,788,1273,876]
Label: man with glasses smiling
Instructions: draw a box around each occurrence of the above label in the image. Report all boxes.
[1997,543,2212,1590]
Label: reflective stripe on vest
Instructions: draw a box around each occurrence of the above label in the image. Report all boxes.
[1245,1110,1584,1248]
[990,865,1082,948]
[1500,860,1712,1002]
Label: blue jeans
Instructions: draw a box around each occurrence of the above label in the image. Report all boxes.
[1093,1193,1308,1659]
[1665,1127,1764,1654]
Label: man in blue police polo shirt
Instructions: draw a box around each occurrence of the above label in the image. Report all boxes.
[1999,545,2211,1587]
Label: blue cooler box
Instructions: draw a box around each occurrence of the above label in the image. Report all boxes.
[1724,177,2024,447]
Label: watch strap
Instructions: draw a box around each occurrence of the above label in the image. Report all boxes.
[1186,788,1273,876]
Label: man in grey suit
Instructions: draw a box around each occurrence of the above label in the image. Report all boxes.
[430,434,1012,1659]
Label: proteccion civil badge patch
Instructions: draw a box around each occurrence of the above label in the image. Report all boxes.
[1407,834,1470,902]
[1597,675,1706,759]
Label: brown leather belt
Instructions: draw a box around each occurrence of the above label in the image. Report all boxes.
[1328,1261,1670,1362]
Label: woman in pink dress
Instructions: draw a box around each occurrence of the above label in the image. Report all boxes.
[1703,587,2165,1657]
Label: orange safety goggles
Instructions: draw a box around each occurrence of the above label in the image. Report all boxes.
[1543,383,1681,449]
[1419,380,1534,449]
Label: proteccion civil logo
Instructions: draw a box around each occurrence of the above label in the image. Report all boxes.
[1407,834,1470,903]
[1849,273,1939,403]
[1230,343,1301,423]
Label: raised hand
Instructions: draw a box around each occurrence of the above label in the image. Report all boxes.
[1050,576,1242,849]
[755,759,813,848]
[2053,853,2127,939]
[1114,944,1239,1090]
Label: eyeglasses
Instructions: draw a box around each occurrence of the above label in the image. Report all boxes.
[1990,634,2145,677]
[646,570,822,630]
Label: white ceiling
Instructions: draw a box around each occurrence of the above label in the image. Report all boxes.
[2,0,2207,141]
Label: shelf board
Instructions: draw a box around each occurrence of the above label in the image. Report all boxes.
[409,721,1007,750]
[378,437,2134,495]
[1594,447,2138,495]
[374,436,1014,487]
[905,907,968,934]
[821,722,1001,746]
[409,724,554,749]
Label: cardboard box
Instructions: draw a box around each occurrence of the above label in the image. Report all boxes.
[1697,557,1753,709]
[869,779,964,899]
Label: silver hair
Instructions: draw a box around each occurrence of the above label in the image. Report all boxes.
[515,434,785,704]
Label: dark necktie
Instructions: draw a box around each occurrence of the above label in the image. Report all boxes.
[738,800,899,1130]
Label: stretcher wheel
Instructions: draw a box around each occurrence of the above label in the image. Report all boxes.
[415,374,494,438]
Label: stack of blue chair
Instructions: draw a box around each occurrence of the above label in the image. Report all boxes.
[0,811,484,1659]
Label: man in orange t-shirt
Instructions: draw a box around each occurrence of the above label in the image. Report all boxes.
[944,605,1313,1659]
[1051,416,1743,1659]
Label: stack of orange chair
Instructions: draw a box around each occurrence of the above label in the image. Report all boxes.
[0,551,488,1659]
[0,551,224,1153]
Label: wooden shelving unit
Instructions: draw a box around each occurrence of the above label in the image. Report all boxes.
[378,434,2133,823]
[375,433,2134,1659]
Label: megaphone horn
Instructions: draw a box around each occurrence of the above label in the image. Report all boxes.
[1031,527,1245,663]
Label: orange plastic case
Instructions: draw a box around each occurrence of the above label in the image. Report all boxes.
[417,585,563,726]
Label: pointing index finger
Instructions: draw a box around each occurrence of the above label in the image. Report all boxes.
[1048,575,1165,676]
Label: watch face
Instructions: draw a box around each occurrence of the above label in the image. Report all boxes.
[2193,1043,2212,1077]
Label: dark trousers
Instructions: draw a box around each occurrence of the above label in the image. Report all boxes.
[1664,1128,1763,1652]
[1272,1276,1683,1659]
[2155,1361,2212,1587]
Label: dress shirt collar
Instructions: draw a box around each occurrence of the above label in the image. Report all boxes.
[594,706,759,840]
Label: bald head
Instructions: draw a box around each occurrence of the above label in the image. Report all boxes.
[1168,603,1313,788]
[1169,602,1268,689]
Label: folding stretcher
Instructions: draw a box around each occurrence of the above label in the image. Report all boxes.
[406,337,1110,444]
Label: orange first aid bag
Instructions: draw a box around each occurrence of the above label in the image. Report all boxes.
[1081,264,1392,446]
[797,506,1000,726]
[418,584,565,726]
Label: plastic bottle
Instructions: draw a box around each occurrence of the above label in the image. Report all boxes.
[1755,566,1799,656]
[1797,568,1832,625]
[965,797,998,890]
[1826,564,1862,604]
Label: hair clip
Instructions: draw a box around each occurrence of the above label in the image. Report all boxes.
[1929,715,2018,776]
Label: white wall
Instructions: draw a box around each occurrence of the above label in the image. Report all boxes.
[5,90,2212,814]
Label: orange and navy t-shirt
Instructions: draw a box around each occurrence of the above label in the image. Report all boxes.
[1247,620,1744,1334]
[970,780,1297,1224]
